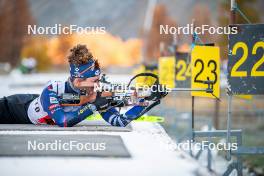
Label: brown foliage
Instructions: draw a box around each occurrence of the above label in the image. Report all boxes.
[144,4,178,62]
[0,0,34,67]
[192,4,214,43]
[21,37,51,71]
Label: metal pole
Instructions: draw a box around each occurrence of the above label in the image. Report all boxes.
[191,22,196,138]
[213,99,220,129]
[108,87,210,92]
[188,97,194,156]
[207,123,212,171]
[191,96,194,133]
[230,0,236,24]
[236,132,243,176]
[189,22,196,156]
[226,90,232,161]
[225,0,236,161]
[188,96,194,157]
[173,33,178,56]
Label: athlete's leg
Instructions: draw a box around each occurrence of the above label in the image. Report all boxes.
[0,94,39,124]
[0,97,15,123]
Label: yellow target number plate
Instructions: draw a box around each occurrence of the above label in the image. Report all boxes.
[191,46,220,98]
[158,56,175,88]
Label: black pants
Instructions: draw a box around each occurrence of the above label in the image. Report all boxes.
[0,94,39,124]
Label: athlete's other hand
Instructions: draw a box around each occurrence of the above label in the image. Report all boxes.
[145,85,168,101]
[92,93,111,111]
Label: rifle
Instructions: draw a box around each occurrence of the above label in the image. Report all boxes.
[60,73,216,107]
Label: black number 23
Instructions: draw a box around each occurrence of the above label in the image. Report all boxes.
[194,59,217,84]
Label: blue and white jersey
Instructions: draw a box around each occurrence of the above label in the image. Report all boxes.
[27,80,146,127]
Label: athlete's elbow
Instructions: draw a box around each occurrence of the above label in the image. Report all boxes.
[52,114,67,127]
[56,122,66,127]
[55,119,67,127]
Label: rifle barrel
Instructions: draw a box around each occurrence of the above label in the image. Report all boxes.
[170,88,208,92]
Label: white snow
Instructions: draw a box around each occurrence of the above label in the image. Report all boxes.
[0,122,211,176]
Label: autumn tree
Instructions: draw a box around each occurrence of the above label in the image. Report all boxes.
[191,4,215,44]
[143,4,178,63]
[56,33,73,65]
[21,37,51,71]
[0,0,34,67]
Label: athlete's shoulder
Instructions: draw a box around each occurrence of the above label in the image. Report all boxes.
[44,80,65,95]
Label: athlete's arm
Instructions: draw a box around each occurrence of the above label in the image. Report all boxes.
[40,85,93,127]
[99,103,147,127]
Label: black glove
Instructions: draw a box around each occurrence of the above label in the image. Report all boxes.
[145,84,168,101]
[92,92,111,111]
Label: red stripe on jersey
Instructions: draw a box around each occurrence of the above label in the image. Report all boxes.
[37,115,55,125]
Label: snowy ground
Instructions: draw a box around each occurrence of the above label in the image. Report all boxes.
[0,122,212,176]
